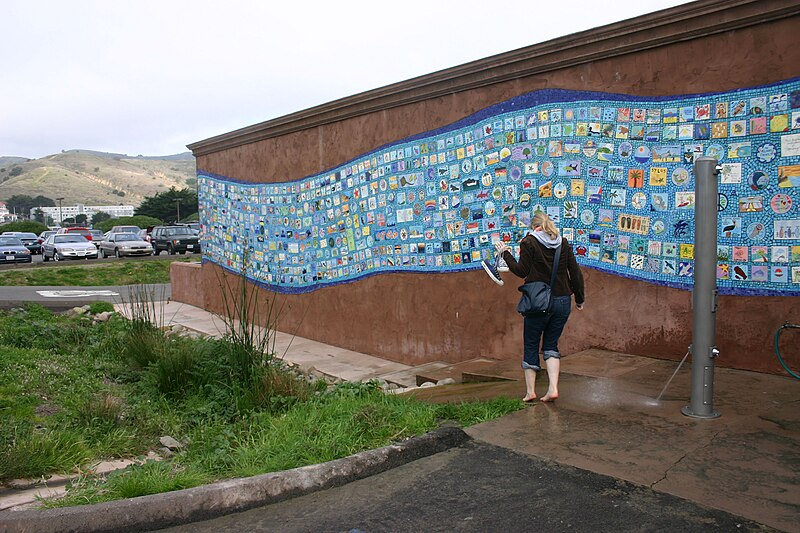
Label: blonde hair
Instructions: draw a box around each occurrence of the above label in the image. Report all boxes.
[531,212,560,239]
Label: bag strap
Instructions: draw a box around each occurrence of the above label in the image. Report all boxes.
[548,240,562,288]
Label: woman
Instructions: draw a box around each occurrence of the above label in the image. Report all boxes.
[496,212,585,402]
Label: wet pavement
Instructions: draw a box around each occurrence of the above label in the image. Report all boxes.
[159,439,776,533]
[415,352,800,533]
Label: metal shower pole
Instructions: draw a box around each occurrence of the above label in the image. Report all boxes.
[682,156,721,419]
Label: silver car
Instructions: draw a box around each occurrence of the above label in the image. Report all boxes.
[42,234,99,261]
[99,233,153,258]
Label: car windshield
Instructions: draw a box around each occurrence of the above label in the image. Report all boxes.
[90,230,103,237]
[116,234,138,241]
[0,237,24,246]
[54,235,86,243]
[165,228,193,236]
[17,233,37,239]
[66,229,90,236]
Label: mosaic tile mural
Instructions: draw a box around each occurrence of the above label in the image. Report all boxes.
[198,77,800,296]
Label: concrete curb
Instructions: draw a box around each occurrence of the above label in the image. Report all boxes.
[0,426,470,533]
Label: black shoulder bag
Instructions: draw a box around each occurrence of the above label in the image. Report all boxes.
[516,240,562,316]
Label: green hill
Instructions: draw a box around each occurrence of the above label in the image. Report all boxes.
[0,150,196,207]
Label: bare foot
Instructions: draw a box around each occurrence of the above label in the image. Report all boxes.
[541,391,558,402]
[522,393,537,403]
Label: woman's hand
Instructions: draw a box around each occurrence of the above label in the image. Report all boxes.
[576,303,584,311]
[494,242,509,254]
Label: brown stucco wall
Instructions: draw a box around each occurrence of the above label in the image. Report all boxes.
[183,4,800,376]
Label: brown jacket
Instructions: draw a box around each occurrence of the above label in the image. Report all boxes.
[502,234,585,305]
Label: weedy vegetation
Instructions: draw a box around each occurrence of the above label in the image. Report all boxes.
[0,284,522,508]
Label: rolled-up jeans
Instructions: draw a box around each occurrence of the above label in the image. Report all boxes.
[522,295,572,370]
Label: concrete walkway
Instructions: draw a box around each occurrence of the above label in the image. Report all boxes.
[122,301,800,532]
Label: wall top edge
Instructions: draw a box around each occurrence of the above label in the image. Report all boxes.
[187,0,800,157]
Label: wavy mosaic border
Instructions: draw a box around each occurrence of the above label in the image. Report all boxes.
[198,77,800,296]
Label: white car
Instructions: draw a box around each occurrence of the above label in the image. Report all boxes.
[42,234,99,261]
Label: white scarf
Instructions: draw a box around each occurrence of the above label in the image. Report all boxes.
[531,229,561,249]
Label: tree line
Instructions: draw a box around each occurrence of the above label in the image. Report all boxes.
[2,187,198,226]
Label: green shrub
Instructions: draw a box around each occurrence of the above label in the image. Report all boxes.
[75,392,123,431]
[122,322,165,370]
[0,220,48,234]
[88,301,115,314]
[94,215,162,233]
[153,342,196,397]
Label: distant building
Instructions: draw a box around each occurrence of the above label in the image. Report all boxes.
[0,201,18,223]
[40,204,135,224]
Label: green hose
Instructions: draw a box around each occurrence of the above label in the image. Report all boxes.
[774,323,800,380]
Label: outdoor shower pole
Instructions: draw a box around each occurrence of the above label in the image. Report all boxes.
[682,156,721,419]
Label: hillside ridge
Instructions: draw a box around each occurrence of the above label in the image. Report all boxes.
[0,150,196,206]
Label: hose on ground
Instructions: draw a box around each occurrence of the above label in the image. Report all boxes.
[774,323,800,380]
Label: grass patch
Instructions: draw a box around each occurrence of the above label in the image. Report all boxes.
[0,257,198,286]
[0,304,524,508]
[88,301,115,314]
[57,461,210,506]
[0,430,92,481]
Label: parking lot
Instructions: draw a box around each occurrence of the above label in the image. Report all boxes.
[2,223,202,269]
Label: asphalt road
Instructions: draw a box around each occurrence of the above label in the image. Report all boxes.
[0,284,172,310]
[159,441,773,533]
[0,251,191,309]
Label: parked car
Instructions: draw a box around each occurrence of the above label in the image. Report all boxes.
[56,227,94,242]
[110,225,142,235]
[89,229,105,248]
[136,228,152,243]
[99,233,154,258]
[42,234,99,261]
[151,225,201,255]
[38,230,57,244]
[179,222,201,235]
[1,232,42,254]
[0,236,32,263]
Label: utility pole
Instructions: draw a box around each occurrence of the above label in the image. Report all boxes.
[56,197,64,226]
[176,198,181,223]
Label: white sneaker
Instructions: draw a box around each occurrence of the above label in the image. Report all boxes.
[481,259,504,286]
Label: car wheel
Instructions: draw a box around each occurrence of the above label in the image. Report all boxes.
[115,248,122,258]
[168,244,175,255]
[42,252,49,262]
[54,252,62,262]
[100,248,107,258]
[154,246,161,256]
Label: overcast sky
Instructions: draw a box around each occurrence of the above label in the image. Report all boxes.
[2,0,689,160]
